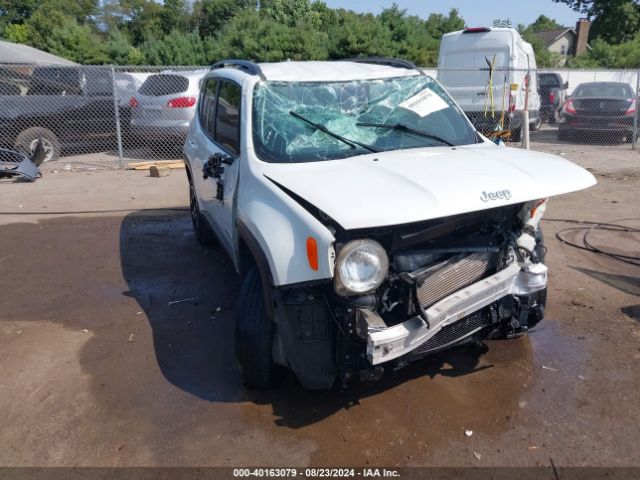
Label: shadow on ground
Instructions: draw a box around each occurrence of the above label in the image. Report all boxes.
[118,211,503,426]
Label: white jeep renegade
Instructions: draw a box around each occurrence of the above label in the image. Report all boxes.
[183,59,595,389]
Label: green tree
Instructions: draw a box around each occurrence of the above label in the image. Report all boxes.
[2,23,28,43]
[378,5,440,66]
[327,10,394,59]
[260,0,321,28]
[527,14,563,32]
[108,28,134,64]
[568,33,640,68]
[25,8,109,63]
[195,0,255,37]
[140,29,214,64]
[0,0,41,31]
[424,8,465,38]
[553,0,640,43]
[119,0,163,45]
[159,0,187,34]
[214,9,328,62]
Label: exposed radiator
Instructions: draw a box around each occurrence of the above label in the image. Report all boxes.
[409,308,493,356]
[415,252,496,309]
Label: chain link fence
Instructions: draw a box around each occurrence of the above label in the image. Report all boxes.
[1,64,638,171]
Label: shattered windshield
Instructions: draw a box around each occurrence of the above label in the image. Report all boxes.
[252,75,478,163]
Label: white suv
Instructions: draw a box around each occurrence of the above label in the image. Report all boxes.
[183,59,595,390]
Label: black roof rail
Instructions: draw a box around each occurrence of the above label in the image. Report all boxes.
[342,57,425,76]
[211,59,266,81]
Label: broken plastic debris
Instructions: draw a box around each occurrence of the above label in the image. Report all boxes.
[128,334,135,342]
[465,430,473,437]
[542,365,559,372]
[16,330,23,334]
[136,311,142,315]
[168,297,198,306]
[577,374,586,380]
[216,306,222,312]
[528,445,539,450]
[81,329,89,333]
[473,451,482,460]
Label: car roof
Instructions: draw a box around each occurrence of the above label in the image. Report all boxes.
[216,61,422,83]
[156,69,208,78]
[576,81,630,87]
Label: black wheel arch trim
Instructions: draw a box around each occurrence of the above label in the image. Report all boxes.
[237,219,276,320]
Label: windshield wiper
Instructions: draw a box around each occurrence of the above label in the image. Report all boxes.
[356,122,454,147]
[290,111,379,153]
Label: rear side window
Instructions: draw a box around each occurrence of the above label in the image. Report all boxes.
[539,74,560,87]
[139,74,189,96]
[215,81,241,155]
[28,68,82,96]
[84,69,113,97]
[199,79,218,138]
[574,83,633,98]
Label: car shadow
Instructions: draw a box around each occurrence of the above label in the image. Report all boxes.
[250,342,492,428]
[119,210,501,425]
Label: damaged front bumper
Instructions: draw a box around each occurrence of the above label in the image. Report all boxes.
[367,261,547,365]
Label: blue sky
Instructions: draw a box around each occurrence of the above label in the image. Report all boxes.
[322,0,581,28]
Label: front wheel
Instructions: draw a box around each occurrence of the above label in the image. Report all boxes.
[235,267,277,389]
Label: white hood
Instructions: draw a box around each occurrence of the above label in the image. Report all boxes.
[260,143,596,230]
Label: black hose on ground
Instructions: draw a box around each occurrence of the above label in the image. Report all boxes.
[543,218,640,266]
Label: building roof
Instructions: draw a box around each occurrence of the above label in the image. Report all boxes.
[0,40,77,65]
[530,28,575,47]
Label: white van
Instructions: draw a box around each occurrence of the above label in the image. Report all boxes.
[437,27,541,141]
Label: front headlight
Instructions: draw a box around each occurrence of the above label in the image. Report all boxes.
[334,239,389,297]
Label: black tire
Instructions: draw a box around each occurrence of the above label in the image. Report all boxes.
[510,128,522,142]
[15,127,61,163]
[235,267,275,389]
[530,116,542,132]
[188,173,216,246]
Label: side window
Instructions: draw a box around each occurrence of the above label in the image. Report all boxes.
[199,79,218,139]
[215,81,241,156]
[84,69,114,97]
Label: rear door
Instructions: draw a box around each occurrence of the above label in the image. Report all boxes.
[438,30,510,113]
[438,33,479,111]
[472,32,510,114]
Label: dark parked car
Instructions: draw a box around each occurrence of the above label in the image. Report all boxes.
[0,66,130,162]
[558,82,638,142]
[538,72,568,123]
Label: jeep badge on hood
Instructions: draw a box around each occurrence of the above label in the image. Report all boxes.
[480,190,512,202]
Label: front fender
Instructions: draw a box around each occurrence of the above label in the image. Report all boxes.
[237,174,335,287]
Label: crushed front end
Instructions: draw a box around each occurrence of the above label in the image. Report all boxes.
[274,200,548,389]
